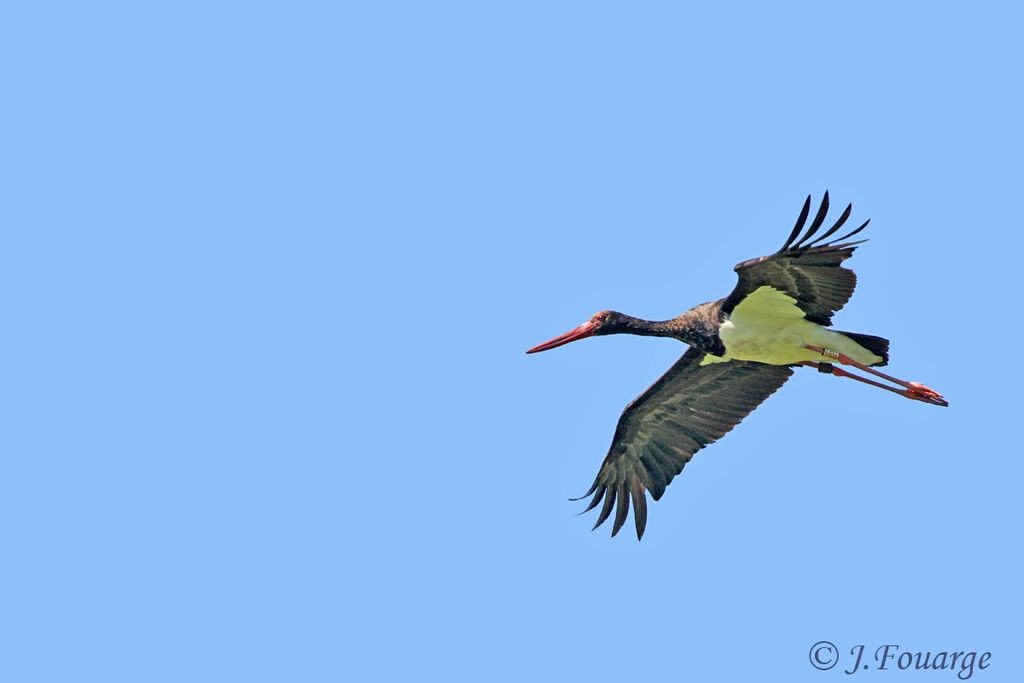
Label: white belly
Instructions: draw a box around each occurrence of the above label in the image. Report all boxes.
[704,285,882,366]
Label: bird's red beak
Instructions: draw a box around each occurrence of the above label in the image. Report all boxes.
[526,321,597,354]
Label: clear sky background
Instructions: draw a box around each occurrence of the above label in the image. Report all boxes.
[2,2,1021,682]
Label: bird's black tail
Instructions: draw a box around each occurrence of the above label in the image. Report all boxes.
[836,331,890,366]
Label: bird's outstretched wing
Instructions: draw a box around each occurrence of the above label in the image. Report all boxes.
[576,347,793,539]
[721,192,870,326]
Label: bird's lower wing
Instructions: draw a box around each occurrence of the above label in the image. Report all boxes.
[577,348,793,539]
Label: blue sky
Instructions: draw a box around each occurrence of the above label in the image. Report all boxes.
[3,2,1021,681]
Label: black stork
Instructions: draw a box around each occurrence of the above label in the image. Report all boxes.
[526,193,947,540]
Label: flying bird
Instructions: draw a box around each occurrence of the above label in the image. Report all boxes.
[526,193,947,540]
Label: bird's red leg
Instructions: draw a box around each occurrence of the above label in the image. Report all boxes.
[798,361,939,404]
[802,346,948,407]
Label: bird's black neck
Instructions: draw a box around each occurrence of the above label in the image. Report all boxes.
[613,316,680,338]
[608,303,726,356]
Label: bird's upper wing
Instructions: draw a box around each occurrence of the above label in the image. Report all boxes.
[576,347,793,539]
[721,192,870,326]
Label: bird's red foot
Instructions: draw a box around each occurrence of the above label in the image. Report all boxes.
[904,382,948,407]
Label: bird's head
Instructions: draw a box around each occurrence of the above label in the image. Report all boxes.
[526,310,628,354]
